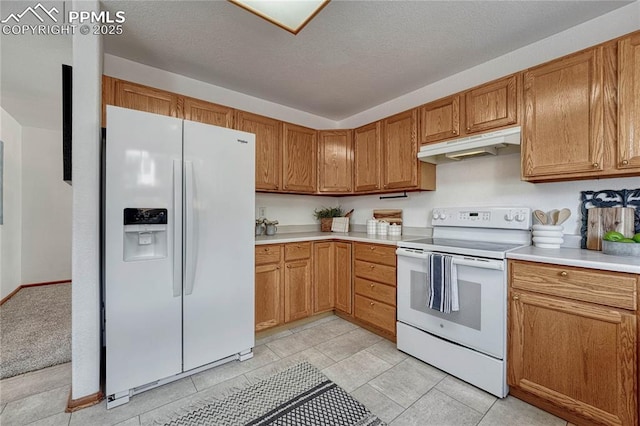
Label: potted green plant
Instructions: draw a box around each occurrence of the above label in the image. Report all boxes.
[313,206,345,232]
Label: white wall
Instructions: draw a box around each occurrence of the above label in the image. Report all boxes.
[71,0,102,400]
[103,55,337,130]
[20,127,72,284]
[339,1,640,129]
[0,108,22,300]
[256,193,339,226]
[339,153,638,236]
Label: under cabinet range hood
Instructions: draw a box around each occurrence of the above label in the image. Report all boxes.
[418,126,521,164]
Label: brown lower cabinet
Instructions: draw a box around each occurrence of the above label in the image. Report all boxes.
[508,260,638,426]
[255,245,283,331]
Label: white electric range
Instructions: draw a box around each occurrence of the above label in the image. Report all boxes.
[396,206,531,397]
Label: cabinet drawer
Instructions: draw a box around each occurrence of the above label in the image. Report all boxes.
[255,244,282,265]
[354,243,396,266]
[354,294,396,334]
[510,261,637,311]
[355,278,396,306]
[284,242,312,261]
[354,260,396,286]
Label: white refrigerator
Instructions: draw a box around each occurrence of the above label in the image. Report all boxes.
[104,106,255,408]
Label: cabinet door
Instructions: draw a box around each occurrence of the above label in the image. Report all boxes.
[313,242,334,314]
[419,95,460,144]
[284,259,312,322]
[617,33,640,170]
[236,111,281,191]
[255,263,282,331]
[182,97,234,128]
[465,75,518,134]
[113,79,178,117]
[508,291,637,426]
[282,123,317,193]
[382,109,418,190]
[334,242,352,314]
[318,130,353,193]
[353,122,381,192]
[522,48,604,178]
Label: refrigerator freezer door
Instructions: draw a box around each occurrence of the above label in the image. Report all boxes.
[105,106,183,397]
[182,121,256,371]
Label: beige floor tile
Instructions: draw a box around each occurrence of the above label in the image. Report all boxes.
[435,376,497,414]
[190,345,280,391]
[28,412,72,426]
[478,395,566,426]
[0,385,70,425]
[244,347,335,384]
[351,384,405,423]
[368,357,446,408]
[114,418,140,425]
[1,403,6,414]
[365,340,408,365]
[139,375,250,425]
[322,350,392,392]
[391,388,483,426]
[265,332,315,358]
[288,314,338,333]
[314,328,382,362]
[69,377,196,426]
[254,329,294,346]
[0,363,71,405]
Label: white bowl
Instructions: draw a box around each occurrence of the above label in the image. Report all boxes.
[532,230,564,238]
[532,225,564,232]
[532,236,564,244]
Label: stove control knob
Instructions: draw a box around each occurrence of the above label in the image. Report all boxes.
[433,211,441,220]
[515,213,526,222]
[504,212,514,222]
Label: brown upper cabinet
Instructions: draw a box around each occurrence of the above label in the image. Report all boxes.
[282,123,317,193]
[617,33,640,171]
[235,111,282,192]
[419,95,460,144]
[317,130,353,194]
[521,47,604,180]
[382,109,435,191]
[182,97,234,128]
[465,74,518,134]
[353,122,382,192]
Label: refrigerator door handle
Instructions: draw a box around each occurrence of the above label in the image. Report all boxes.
[184,160,197,296]
[172,160,182,298]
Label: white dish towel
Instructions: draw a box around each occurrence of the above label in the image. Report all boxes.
[427,253,459,313]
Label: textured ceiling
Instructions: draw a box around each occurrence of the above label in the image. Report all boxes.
[101,0,632,120]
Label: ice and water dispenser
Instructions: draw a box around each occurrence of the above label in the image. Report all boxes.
[123,208,168,261]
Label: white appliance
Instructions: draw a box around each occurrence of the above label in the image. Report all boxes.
[417,126,521,164]
[396,207,531,397]
[104,106,256,408]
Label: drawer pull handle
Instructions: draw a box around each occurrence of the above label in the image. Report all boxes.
[370,302,375,306]
[513,295,519,301]
[560,271,568,277]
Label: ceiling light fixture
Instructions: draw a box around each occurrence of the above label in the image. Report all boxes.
[229,0,329,35]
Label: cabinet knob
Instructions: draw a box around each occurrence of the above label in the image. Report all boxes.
[284,184,288,189]
[512,295,519,301]
[296,245,301,248]
[264,247,270,251]
[383,184,388,189]
[369,265,375,269]
[347,187,351,191]
[369,302,375,306]
[286,265,291,269]
[370,283,375,288]
[592,162,599,168]
[452,130,457,135]
[369,246,376,250]
[466,127,471,131]
[560,271,568,277]
[622,160,629,166]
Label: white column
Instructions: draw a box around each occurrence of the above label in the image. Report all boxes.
[71,0,102,400]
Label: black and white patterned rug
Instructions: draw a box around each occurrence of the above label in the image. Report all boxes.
[160,362,384,426]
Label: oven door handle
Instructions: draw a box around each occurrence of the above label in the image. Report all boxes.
[396,248,504,271]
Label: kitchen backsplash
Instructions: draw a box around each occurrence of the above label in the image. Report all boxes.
[256,153,638,235]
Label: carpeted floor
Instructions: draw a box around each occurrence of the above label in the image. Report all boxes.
[0,283,72,379]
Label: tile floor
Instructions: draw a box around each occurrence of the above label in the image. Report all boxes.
[0,315,569,426]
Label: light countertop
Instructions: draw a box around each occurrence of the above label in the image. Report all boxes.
[507,246,640,274]
[255,231,425,246]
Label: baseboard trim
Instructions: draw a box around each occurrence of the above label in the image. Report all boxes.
[0,280,71,306]
[66,389,104,412]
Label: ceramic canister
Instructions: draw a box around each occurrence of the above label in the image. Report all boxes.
[367,219,378,235]
[377,221,389,235]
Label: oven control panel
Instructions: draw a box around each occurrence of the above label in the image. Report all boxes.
[431,207,531,229]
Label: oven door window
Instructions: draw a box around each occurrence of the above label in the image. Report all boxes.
[397,254,505,359]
